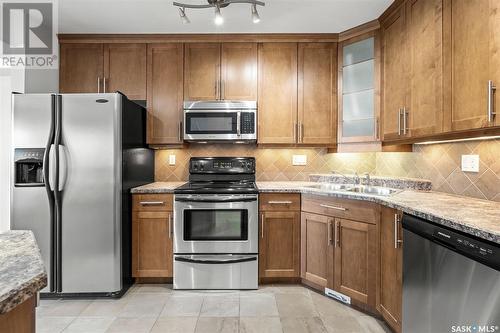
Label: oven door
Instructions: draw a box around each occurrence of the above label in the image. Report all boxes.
[174,194,258,254]
[184,110,238,141]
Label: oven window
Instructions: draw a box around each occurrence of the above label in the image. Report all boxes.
[184,209,248,241]
[186,112,237,134]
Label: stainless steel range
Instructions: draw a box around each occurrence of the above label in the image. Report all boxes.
[173,157,258,290]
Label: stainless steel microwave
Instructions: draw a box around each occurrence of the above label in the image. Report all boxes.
[183,101,257,142]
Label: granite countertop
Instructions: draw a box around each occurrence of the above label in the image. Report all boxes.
[257,181,500,244]
[131,181,186,194]
[0,231,47,314]
[130,181,500,244]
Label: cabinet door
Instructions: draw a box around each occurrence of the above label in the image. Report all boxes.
[258,43,298,144]
[382,6,407,140]
[103,44,146,100]
[301,212,334,289]
[298,43,337,145]
[147,44,184,144]
[132,211,173,277]
[379,207,403,333]
[451,0,500,130]
[221,43,257,100]
[259,211,300,278]
[60,43,103,93]
[334,218,377,306]
[184,43,221,100]
[406,0,444,137]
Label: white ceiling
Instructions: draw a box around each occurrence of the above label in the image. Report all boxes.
[58,0,393,34]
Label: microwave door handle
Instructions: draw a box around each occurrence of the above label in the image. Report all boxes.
[175,256,257,265]
[237,112,241,137]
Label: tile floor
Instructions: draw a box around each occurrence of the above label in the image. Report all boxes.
[36,284,392,333]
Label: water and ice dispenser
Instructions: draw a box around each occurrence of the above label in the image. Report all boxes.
[14,148,45,186]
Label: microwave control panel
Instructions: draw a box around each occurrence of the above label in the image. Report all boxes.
[240,112,255,134]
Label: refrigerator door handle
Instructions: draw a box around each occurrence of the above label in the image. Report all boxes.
[58,145,68,191]
[48,144,56,191]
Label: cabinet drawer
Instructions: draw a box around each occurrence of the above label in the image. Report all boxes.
[301,194,379,224]
[259,193,301,211]
[133,194,173,211]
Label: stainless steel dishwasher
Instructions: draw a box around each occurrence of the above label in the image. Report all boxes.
[402,214,500,333]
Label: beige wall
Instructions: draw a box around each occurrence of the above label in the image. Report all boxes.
[155,139,500,201]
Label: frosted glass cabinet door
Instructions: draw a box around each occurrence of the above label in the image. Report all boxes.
[343,90,375,122]
[342,60,374,94]
[343,38,374,66]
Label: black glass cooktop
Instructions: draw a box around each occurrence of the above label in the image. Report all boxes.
[174,181,258,194]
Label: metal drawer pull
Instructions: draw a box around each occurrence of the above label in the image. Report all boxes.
[394,213,402,249]
[168,213,172,239]
[261,214,264,239]
[488,80,496,122]
[320,204,347,211]
[268,201,293,205]
[335,220,340,247]
[139,201,165,205]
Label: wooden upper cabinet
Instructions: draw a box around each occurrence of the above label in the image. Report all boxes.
[450,0,500,130]
[298,43,337,145]
[379,207,403,333]
[221,43,257,100]
[104,44,147,100]
[147,44,184,144]
[301,212,334,289]
[184,43,221,100]
[406,0,444,137]
[334,218,377,307]
[258,43,298,144]
[60,43,104,93]
[382,5,407,141]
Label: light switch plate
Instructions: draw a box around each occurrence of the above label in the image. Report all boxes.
[461,154,479,172]
[169,155,176,166]
[292,155,307,166]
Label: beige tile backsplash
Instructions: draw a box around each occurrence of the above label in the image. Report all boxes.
[155,139,500,201]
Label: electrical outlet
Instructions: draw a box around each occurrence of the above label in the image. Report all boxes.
[169,155,176,166]
[292,155,307,166]
[461,154,479,172]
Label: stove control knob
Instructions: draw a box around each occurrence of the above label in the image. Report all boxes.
[200,164,204,171]
[193,163,199,171]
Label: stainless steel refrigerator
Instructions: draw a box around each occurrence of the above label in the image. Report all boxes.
[11,93,154,297]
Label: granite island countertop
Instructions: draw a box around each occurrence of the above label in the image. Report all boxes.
[0,231,47,314]
[131,181,500,244]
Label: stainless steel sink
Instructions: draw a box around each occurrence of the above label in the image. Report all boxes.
[304,183,400,196]
[306,183,354,191]
[346,185,400,196]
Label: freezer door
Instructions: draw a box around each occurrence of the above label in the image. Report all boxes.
[11,94,54,293]
[59,93,122,293]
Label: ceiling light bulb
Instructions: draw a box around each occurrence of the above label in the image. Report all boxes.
[251,4,260,23]
[178,7,190,24]
[214,6,224,25]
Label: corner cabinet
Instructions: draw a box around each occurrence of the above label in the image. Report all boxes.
[259,194,301,280]
[146,43,184,145]
[379,207,403,333]
[132,194,173,278]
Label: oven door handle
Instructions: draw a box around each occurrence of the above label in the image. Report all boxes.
[175,256,257,265]
[175,197,257,203]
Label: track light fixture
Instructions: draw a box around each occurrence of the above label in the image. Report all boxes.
[251,4,260,23]
[214,5,224,25]
[178,7,190,24]
[173,0,265,25]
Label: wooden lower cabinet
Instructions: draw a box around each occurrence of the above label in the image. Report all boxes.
[259,211,300,278]
[334,218,378,307]
[300,212,334,289]
[132,194,173,278]
[379,207,403,333]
